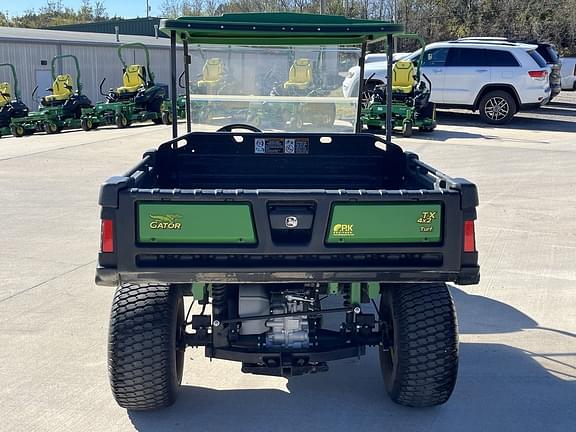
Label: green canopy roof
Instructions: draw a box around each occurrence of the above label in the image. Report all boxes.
[160,13,404,45]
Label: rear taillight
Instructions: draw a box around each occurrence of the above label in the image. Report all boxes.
[528,70,548,80]
[463,220,476,253]
[101,219,114,253]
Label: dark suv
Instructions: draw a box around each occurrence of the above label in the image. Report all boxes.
[528,42,562,99]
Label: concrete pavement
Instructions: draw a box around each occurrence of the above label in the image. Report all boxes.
[0,96,575,431]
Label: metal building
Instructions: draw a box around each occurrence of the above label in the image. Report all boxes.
[47,17,166,38]
[0,26,183,110]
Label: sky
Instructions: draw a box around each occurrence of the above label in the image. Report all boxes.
[1,0,163,19]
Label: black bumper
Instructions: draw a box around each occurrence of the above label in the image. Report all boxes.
[96,265,480,286]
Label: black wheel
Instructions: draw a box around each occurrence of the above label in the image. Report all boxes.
[419,124,435,132]
[379,283,458,407]
[81,118,94,131]
[290,116,303,129]
[217,123,262,132]
[11,125,25,137]
[402,121,413,137]
[161,111,173,125]
[319,104,336,127]
[152,116,164,125]
[108,283,185,410]
[44,122,60,134]
[115,113,129,129]
[478,90,516,125]
[249,115,262,129]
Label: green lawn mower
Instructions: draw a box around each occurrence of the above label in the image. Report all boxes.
[362,34,436,137]
[162,54,248,126]
[81,43,165,131]
[0,64,30,137]
[247,53,337,130]
[10,55,92,136]
[160,71,188,125]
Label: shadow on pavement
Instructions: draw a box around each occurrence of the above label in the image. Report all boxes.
[407,129,496,142]
[128,287,575,432]
[437,110,575,133]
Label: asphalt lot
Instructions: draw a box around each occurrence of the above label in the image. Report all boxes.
[0,93,575,432]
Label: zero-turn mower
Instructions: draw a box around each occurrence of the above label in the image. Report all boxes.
[10,55,92,136]
[0,63,30,137]
[362,34,436,137]
[81,43,165,130]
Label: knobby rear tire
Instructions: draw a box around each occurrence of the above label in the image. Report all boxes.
[108,283,185,410]
[379,283,458,407]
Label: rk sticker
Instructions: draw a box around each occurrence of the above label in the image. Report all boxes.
[332,223,354,237]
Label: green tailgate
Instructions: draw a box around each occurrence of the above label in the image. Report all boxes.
[326,203,442,244]
[138,203,256,244]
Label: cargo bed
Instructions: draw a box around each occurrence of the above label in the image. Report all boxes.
[97,131,479,286]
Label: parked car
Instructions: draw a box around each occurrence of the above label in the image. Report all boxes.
[560,57,576,90]
[343,40,551,125]
[342,52,409,96]
[459,38,562,99]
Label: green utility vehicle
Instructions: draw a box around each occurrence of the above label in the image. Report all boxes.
[0,64,30,137]
[11,55,92,136]
[362,34,436,137]
[97,13,479,411]
[81,43,165,130]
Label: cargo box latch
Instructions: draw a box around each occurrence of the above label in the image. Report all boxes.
[268,203,316,244]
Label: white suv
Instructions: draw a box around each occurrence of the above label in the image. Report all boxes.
[343,40,551,124]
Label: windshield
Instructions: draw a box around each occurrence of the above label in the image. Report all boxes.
[186,45,361,133]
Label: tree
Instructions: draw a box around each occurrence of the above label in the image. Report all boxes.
[11,0,111,28]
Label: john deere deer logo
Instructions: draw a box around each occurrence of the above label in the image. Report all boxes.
[149,214,182,230]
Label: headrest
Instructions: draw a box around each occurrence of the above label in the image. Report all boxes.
[294,58,311,66]
[394,60,414,70]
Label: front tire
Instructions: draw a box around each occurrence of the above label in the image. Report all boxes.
[379,283,458,407]
[479,90,516,125]
[402,121,413,137]
[108,283,185,410]
[161,111,173,125]
[44,122,60,134]
[11,125,25,137]
[81,118,94,131]
[115,113,129,129]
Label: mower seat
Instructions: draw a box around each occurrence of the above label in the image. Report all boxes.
[197,58,223,89]
[44,74,73,102]
[117,65,145,94]
[392,61,415,94]
[284,58,312,90]
[0,82,12,107]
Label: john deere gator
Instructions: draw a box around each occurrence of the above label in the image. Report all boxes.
[96,13,479,411]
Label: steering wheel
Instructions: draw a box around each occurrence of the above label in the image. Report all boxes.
[217,124,262,133]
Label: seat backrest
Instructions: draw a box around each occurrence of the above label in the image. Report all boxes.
[288,58,312,84]
[123,65,145,88]
[392,61,415,89]
[53,74,73,98]
[203,58,223,81]
[0,82,12,107]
